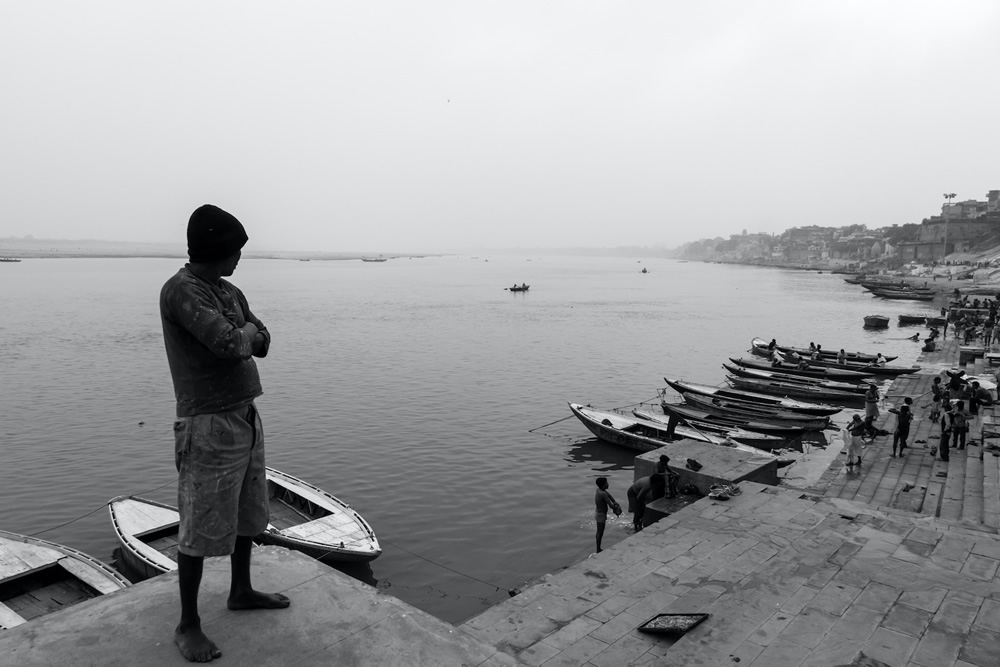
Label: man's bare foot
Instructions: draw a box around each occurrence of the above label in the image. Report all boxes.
[227,590,291,610]
[175,624,222,662]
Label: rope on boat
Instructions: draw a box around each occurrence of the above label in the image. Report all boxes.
[27,476,177,537]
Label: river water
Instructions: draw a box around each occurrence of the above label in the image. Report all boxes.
[0,255,926,623]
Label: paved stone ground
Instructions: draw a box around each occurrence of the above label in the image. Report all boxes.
[459,336,1000,666]
[460,483,1000,666]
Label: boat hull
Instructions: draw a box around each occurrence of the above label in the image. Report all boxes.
[664,378,842,416]
[680,393,831,430]
[726,376,866,405]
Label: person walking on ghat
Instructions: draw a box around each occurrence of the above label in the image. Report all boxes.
[593,478,621,553]
[889,398,913,457]
[950,400,970,451]
[160,204,289,662]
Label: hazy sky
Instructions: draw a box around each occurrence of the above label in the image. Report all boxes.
[3,2,999,253]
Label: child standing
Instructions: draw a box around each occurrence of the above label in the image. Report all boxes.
[929,377,943,423]
[594,478,621,553]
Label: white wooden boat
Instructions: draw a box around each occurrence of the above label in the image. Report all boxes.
[257,467,381,563]
[109,469,380,579]
[0,529,130,630]
[107,496,180,580]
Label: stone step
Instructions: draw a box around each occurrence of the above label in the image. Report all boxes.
[985,445,1000,530]
[962,449,984,525]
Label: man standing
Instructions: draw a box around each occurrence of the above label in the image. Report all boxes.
[160,204,290,662]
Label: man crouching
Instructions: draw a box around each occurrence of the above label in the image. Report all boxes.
[160,204,290,662]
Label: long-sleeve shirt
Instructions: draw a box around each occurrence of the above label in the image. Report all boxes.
[160,266,270,417]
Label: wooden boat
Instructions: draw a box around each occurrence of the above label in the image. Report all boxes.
[108,495,180,579]
[0,530,130,630]
[110,471,381,580]
[633,407,787,446]
[722,364,868,394]
[869,289,934,301]
[663,378,841,416]
[0,258,21,263]
[863,315,890,328]
[726,376,866,405]
[257,467,381,563]
[898,314,927,325]
[728,357,874,381]
[772,351,920,377]
[568,403,793,466]
[680,393,833,430]
[361,257,387,262]
[926,316,947,327]
[750,338,896,364]
[649,404,811,437]
[507,284,530,292]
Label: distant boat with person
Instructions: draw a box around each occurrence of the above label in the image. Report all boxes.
[507,283,530,292]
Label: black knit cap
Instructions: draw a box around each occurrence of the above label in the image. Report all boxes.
[187,204,249,263]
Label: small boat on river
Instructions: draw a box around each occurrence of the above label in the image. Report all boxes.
[728,357,874,381]
[726,376,866,405]
[109,469,381,579]
[722,364,868,394]
[0,530,130,630]
[750,338,895,364]
[898,314,927,325]
[569,403,793,466]
[863,315,890,328]
[772,351,920,377]
[650,403,811,438]
[507,284,530,292]
[870,289,934,301]
[664,378,841,416]
[257,467,381,563]
[680,392,833,430]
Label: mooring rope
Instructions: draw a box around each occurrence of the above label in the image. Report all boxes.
[28,476,178,537]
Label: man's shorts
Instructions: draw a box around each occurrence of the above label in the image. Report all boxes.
[174,403,269,557]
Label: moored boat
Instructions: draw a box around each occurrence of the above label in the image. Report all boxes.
[569,403,793,466]
[110,469,381,580]
[650,404,811,437]
[898,314,927,325]
[728,357,875,381]
[0,530,130,630]
[508,284,530,292]
[664,378,841,416]
[750,337,896,364]
[926,316,947,327]
[772,351,920,377]
[722,364,868,394]
[726,376,866,405]
[863,315,890,328]
[680,392,833,430]
[257,467,381,563]
[108,495,180,579]
[635,407,787,446]
[869,289,934,301]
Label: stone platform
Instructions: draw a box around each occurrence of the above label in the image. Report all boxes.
[460,482,1000,666]
[0,547,519,666]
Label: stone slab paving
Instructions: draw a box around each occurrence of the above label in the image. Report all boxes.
[0,547,522,667]
[811,338,1000,533]
[460,483,1000,666]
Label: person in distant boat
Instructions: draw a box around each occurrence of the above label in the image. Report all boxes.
[798,359,811,370]
[767,339,777,350]
[594,478,621,553]
[809,342,816,351]
[160,205,289,663]
[810,348,820,360]
[871,353,887,368]
[837,349,847,365]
